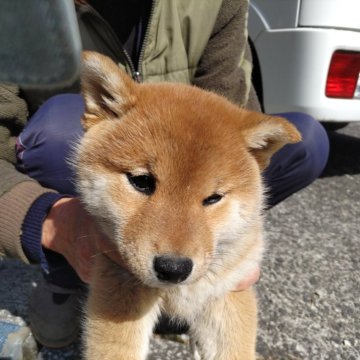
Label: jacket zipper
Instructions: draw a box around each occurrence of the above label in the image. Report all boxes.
[134,0,156,83]
[82,4,139,81]
[81,1,156,83]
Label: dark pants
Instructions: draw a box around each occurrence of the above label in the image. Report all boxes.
[17,94,329,286]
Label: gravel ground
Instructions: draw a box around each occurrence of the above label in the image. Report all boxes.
[1,123,359,359]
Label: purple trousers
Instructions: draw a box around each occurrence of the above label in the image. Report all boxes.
[16,94,329,287]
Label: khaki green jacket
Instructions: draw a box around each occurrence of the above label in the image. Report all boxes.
[0,0,260,261]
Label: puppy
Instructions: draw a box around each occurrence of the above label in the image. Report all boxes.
[74,51,301,360]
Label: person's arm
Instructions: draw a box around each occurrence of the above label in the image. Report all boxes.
[0,162,57,262]
[0,85,101,281]
[0,84,114,285]
[0,158,114,283]
[193,0,261,112]
[0,84,55,261]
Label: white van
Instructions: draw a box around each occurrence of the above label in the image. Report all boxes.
[248,0,360,124]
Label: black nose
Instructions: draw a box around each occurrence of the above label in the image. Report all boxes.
[153,255,193,283]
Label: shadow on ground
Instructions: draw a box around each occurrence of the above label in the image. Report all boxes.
[321,128,360,177]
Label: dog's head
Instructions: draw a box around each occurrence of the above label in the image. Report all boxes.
[75,51,301,288]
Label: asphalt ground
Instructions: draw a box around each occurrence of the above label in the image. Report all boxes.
[0,122,359,360]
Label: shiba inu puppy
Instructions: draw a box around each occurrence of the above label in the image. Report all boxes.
[75,51,301,360]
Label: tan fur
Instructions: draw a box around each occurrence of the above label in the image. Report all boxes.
[75,51,301,360]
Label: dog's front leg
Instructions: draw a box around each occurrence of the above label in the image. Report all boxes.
[191,288,257,360]
[84,255,160,360]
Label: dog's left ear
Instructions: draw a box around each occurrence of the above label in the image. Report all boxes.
[80,51,137,131]
[241,112,302,170]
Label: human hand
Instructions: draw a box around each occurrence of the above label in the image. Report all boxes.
[41,197,123,283]
[232,266,261,291]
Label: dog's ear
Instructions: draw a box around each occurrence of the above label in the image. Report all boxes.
[80,51,136,131]
[241,112,302,170]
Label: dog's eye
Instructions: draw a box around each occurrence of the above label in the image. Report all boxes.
[127,173,156,195]
[202,193,223,206]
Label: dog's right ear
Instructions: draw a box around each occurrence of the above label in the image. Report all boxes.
[80,51,137,131]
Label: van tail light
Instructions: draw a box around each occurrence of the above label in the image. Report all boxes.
[325,51,360,99]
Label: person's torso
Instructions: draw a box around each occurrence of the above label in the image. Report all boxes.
[22,0,223,114]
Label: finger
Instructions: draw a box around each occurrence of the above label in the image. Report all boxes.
[80,273,91,284]
[65,252,92,284]
[76,262,92,284]
[97,237,127,267]
[232,266,261,292]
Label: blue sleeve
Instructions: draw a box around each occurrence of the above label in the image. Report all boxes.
[20,192,68,271]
